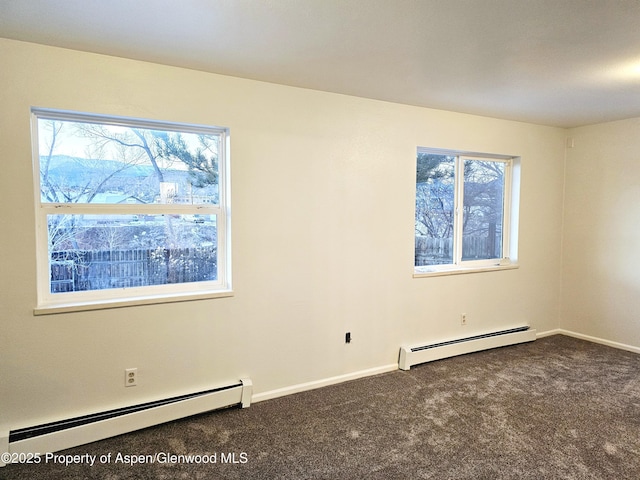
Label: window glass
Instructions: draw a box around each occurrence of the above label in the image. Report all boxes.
[461,159,505,261]
[48,214,217,293]
[415,153,455,266]
[38,119,219,205]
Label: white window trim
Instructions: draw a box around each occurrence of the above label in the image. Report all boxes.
[414,148,520,278]
[31,108,232,314]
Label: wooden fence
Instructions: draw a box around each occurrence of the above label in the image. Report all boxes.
[415,235,499,265]
[50,247,217,293]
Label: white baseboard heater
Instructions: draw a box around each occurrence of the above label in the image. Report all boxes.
[399,326,536,371]
[3,378,252,463]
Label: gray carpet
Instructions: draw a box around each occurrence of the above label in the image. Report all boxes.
[3,334,640,479]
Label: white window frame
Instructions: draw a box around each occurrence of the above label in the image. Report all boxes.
[31,108,232,314]
[414,148,520,277]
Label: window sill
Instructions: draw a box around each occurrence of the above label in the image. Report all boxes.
[413,263,519,278]
[33,290,234,315]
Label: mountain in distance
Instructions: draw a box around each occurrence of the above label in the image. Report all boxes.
[40,155,218,205]
[42,155,157,184]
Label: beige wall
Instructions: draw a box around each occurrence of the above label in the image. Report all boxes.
[561,118,640,348]
[0,38,566,430]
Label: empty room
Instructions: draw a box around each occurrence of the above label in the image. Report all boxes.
[1,1,640,478]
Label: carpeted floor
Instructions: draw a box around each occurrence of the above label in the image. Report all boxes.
[3,334,640,479]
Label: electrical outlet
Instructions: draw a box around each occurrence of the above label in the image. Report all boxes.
[461,313,467,325]
[125,368,137,387]
[345,332,351,343]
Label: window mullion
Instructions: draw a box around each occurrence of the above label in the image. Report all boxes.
[502,161,512,261]
[453,156,465,265]
[41,204,219,214]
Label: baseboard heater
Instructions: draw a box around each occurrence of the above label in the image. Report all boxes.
[399,326,536,370]
[4,378,252,460]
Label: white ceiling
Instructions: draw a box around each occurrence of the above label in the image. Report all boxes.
[1,0,640,128]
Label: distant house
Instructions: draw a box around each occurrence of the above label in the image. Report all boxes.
[83,193,146,223]
[89,193,145,204]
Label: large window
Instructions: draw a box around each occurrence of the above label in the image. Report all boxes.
[32,109,231,311]
[415,148,518,274]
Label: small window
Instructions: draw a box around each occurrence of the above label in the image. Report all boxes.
[415,148,518,274]
[32,109,231,311]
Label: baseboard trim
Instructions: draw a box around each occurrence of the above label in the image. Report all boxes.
[536,328,562,338]
[253,330,638,405]
[556,329,640,355]
[252,364,398,403]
